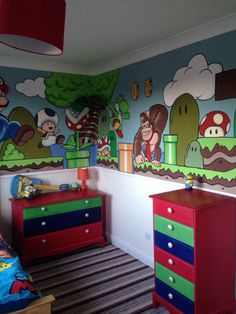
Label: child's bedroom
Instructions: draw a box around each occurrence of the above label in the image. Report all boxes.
[0,1,235,313]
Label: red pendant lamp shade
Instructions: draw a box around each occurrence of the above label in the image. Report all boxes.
[0,0,66,55]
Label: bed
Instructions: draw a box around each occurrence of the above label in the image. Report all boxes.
[0,234,54,314]
[9,295,55,314]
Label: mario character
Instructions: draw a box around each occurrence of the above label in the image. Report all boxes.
[0,77,34,145]
[10,272,38,294]
[34,108,65,148]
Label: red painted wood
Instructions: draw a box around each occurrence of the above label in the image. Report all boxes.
[152,198,194,227]
[150,188,235,211]
[10,189,105,208]
[11,189,105,264]
[22,222,104,263]
[194,200,236,313]
[151,188,236,314]
[23,222,103,253]
[155,247,194,282]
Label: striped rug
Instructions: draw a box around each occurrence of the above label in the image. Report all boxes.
[26,243,169,314]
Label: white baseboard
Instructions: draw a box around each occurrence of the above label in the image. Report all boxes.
[106,232,154,269]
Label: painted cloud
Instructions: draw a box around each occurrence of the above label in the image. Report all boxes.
[16,77,46,98]
[164,54,223,107]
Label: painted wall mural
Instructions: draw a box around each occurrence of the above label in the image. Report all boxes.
[0,29,235,194]
[97,30,236,194]
[0,69,119,173]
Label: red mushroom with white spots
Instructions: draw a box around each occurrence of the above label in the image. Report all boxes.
[199,111,230,137]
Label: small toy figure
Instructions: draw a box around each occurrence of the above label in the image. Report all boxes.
[10,175,70,199]
[69,182,80,191]
[15,176,37,199]
[185,174,193,190]
[23,185,37,199]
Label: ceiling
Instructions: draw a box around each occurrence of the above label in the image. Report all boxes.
[1,0,236,74]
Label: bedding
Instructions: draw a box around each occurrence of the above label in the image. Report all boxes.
[0,235,40,314]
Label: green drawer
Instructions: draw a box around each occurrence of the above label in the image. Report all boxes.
[156,263,194,301]
[154,215,194,247]
[23,197,102,220]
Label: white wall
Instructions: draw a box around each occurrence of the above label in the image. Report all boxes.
[1,167,235,269]
[89,167,182,268]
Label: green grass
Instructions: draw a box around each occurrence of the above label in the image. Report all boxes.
[97,156,118,163]
[198,137,236,151]
[134,161,236,181]
[0,157,63,169]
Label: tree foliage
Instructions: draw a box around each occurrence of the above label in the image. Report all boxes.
[44,70,119,110]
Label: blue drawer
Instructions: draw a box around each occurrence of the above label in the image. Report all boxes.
[24,207,101,237]
[155,278,194,314]
[155,231,194,265]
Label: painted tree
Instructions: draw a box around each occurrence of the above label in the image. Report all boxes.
[44,70,119,144]
[45,70,119,109]
[234,110,236,137]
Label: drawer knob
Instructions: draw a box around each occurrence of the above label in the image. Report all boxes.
[84,200,90,204]
[167,224,174,231]
[41,221,46,226]
[168,258,174,265]
[167,242,173,249]
[41,207,47,211]
[85,229,90,234]
[85,213,89,218]
[42,239,47,244]
[168,293,174,300]
[167,207,173,214]
[168,276,175,283]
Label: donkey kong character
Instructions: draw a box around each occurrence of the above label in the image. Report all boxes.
[133,104,168,166]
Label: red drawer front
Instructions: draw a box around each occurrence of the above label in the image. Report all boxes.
[153,199,194,227]
[155,247,194,283]
[23,222,103,253]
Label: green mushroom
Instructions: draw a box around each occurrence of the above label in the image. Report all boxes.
[185,140,203,168]
[170,93,199,165]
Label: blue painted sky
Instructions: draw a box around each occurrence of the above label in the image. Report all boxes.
[0,29,236,149]
[114,29,236,144]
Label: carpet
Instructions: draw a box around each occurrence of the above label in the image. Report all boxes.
[26,243,169,314]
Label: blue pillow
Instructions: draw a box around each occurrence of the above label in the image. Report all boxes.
[0,240,40,314]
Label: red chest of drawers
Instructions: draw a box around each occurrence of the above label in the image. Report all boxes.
[150,188,236,314]
[10,189,105,265]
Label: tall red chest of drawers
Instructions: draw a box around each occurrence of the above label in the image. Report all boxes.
[150,188,236,314]
[10,189,105,265]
